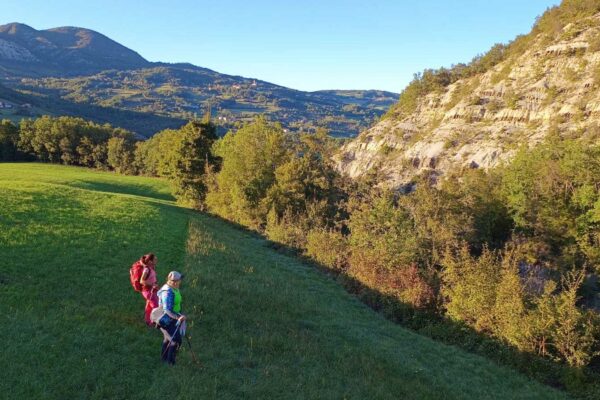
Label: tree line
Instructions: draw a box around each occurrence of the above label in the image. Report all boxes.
[2,114,600,395]
[203,119,600,394]
[0,115,218,207]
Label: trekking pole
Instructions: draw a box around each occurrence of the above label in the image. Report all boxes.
[184,334,202,366]
[161,319,182,360]
[171,319,182,343]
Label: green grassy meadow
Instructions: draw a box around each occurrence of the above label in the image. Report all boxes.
[0,163,570,399]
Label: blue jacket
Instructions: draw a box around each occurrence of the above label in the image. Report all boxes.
[157,284,181,326]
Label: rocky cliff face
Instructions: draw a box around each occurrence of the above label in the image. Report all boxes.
[337,12,600,188]
[0,38,38,62]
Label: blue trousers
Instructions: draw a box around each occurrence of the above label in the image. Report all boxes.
[159,318,182,364]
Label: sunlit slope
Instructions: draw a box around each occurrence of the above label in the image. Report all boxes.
[0,163,568,399]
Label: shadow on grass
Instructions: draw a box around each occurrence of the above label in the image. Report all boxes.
[147,207,600,398]
[70,180,175,201]
[334,273,600,398]
[208,219,600,399]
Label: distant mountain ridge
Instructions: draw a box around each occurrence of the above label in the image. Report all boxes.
[0,23,397,137]
[0,23,149,76]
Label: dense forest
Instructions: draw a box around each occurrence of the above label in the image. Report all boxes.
[2,114,600,397]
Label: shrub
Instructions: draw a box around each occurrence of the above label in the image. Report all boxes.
[442,244,501,332]
[505,90,520,110]
[486,99,504,114]
[265,209,308,250]
[491,63,513,84]
[305,228,348,271]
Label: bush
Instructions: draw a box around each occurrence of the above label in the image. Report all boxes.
[442,244,501,331]
[265,209,309,250]
[305,228,348,271]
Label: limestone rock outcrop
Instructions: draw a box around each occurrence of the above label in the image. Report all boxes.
[336,13,600,188]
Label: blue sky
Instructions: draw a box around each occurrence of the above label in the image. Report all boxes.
[3,0,560,92]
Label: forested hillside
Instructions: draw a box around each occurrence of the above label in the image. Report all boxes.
[0,83,185,137]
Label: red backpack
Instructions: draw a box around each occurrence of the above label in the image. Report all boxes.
[129,260,145,292]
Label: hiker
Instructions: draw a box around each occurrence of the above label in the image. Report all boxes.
[155,271,186,365]
[129,253,159,326]
[140,253,159,327]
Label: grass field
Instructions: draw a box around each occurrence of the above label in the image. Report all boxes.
[0,163,571,399]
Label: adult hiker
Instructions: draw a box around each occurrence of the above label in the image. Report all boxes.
[140,253,159,327]
[129,253,159,326]
[155,271,186,365]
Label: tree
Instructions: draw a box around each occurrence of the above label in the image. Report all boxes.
[0,120,20,161]
[550,271,599,367]
[15,116,130,169]
[77,136,96,167]
[107,137,135,174]
[92,142,108,169]
[206,117,287,229]
[170,120,218,208]
[348,191,419,272]
[266,130,340,220]
[500,136,600,273]
[401,180,473,267]
[442,169,512,252]
[492,245,527,349]
[525,271,600,367]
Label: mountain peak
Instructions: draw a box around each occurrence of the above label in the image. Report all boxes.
[0,22,37,35]
[0,22,149,76]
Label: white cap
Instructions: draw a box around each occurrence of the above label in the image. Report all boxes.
[167,271,183,281]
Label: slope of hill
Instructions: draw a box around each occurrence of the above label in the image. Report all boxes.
[0,82,185,136]
[336,1,600,186]
[0,23,398,137]
[8,65,397,137]
[0,163,568,399]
